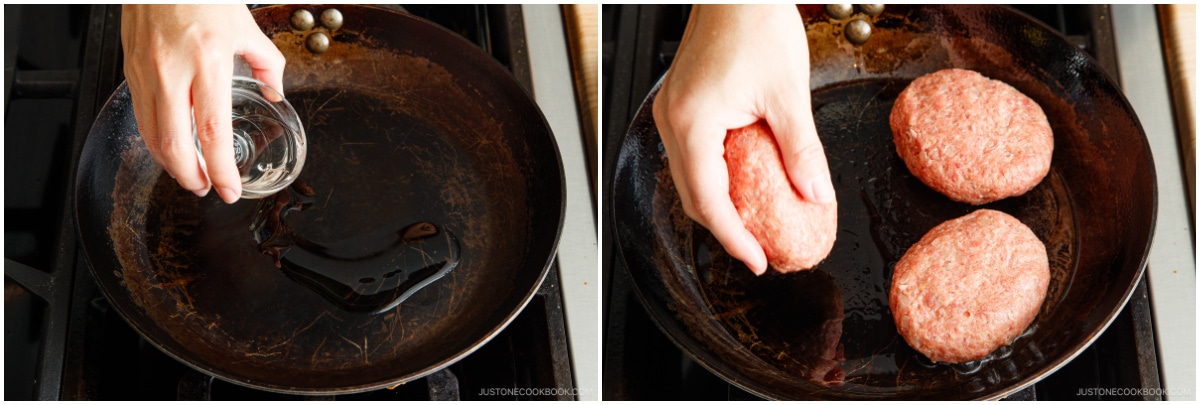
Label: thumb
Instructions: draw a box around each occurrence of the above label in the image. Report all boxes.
[238,32,287,98]
[766,97,835,204]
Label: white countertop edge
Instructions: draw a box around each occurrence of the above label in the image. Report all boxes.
[1113,4,1197,401]
[523,4,600,401]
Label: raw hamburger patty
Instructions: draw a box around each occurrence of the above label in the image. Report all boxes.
[890,68,1054,205]
[725,121,837,273]
[890,209,1049,364]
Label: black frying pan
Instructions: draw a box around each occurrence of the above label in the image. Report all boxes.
[75,5,565,393]
[611,5,1156,400]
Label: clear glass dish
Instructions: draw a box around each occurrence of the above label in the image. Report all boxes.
[196,76,306,199]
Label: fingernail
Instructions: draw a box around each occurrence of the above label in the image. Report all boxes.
[812,176,836,204]
[751,264,767,276]
[192,187,210,198]
[217,187,240,204]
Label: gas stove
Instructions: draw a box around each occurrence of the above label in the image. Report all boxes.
[5,4,596,400]
[602,4,1193,400]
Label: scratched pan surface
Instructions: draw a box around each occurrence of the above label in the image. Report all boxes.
[611,5,1156,400]
[75,5,564,393]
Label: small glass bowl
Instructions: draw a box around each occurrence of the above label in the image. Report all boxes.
[196,76,306,199]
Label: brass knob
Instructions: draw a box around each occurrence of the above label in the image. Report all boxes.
[845,18,872,45]
[290,9,315,31]
[306,32,330,54]
[859,4,885,17]
[825,4,853,20]
[320,8,343,30]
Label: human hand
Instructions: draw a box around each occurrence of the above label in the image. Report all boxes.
[652,4,834,275]
[121,4,285,203]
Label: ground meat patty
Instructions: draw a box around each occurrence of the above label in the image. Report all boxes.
[890,68,1054,205]
[889,209,1049,364]
[725,121,837,273]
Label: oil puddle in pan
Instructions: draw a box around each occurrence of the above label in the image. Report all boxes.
[241,86,470,315]
[249,181,460,314]
[695,78,1078,395]
[137,83,511,369]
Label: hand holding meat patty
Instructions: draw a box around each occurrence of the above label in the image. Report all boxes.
[725,122,837,272]
[653,4,834,275]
